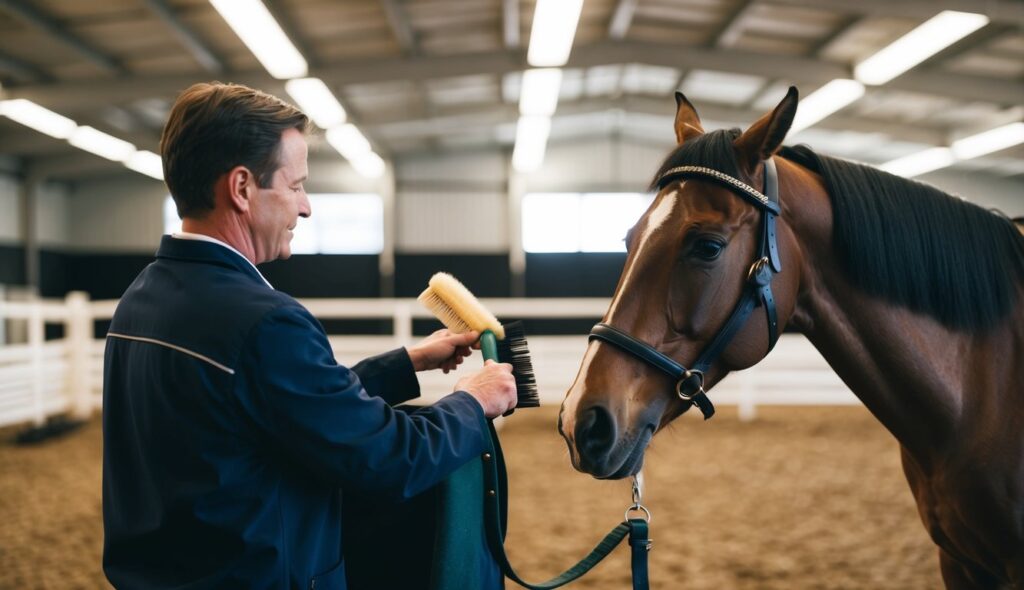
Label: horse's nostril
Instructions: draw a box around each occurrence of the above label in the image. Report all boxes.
[575,404,617,461]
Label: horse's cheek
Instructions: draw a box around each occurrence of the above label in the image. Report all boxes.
[668,270,707,336]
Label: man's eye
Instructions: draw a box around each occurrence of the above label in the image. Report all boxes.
[692,239,725,261]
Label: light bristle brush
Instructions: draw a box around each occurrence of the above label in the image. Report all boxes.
[418,272,539,410]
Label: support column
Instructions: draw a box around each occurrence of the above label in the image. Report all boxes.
[19,175,40,296]
[379,161,396,298]
[507,158,526,298]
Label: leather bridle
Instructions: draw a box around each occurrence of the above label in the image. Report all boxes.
[589,159,783,420]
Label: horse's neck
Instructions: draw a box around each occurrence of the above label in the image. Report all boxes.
[793,244,1023,469]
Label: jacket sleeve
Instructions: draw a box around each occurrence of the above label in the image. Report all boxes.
[235,303,488,500]
[350,348,421,405]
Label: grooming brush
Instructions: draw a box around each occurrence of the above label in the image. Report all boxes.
[418,272,539,410]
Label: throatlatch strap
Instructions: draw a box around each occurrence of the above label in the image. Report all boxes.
[481,423,650,590]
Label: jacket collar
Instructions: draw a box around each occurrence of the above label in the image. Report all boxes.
[156,235,274,289]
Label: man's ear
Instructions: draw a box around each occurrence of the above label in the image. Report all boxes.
[222,166,257,213]
[733,86,798,173]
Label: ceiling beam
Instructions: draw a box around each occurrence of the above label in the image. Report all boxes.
[502,0,519,49]
[0,48,51,83]
[806,15,861,56]
[139,0,224,73]
[380,0,416,55]
[768,0,1024,27]
[709,0,757,48]
[919,22,1018,68]
[365,96,950,146]
[23,152,123,180]
[608,0,639,40]
[0,0,125,75]
[5,40,1022,109]
[0,129,75,156]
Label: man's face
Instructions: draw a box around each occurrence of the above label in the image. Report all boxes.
[249,128,310,264]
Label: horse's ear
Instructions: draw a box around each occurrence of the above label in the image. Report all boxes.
[674,91,704,145]
[734,86,799,172]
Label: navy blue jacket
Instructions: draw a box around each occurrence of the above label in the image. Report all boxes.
[102,236,490,589]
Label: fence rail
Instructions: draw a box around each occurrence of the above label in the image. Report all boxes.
[0,292,856,429]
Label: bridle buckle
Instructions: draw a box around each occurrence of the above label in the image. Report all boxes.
[747,256,772,287]
[675,369,705,401]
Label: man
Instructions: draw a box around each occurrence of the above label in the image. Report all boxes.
[102,82,516,589]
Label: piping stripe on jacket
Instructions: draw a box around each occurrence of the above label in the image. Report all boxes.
[107,332,236,375]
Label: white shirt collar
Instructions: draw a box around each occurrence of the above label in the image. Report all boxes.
[170,232,274,289]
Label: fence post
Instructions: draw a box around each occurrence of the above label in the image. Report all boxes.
[394,302,413,347]
[738,368,757,422]
[65,291,93,420]
[0,284,5,344]
[29,298,45,426]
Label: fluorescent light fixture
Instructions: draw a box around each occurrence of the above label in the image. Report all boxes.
[519,68,563,116]
[69,126,136,162]
[325,124,372,160]
[854,11,989,85]
[0,98,77,139]
[789,79,865,135]
[527,0,583,67]
[879,147,955,178]
[512,115,551,172]
[126,150,164,180]
[350,152,386,178]
[209,0,308,79]
[951,122,1024,160]
[285,77,347,129]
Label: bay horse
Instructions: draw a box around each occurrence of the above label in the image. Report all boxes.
[558,87,1024,587]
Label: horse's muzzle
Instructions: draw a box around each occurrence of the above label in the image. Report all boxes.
[571,404,652,479]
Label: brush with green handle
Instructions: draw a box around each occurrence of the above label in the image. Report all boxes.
[418,272,538,411]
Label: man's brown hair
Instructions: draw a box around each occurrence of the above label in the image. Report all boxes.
[160,82,309,218]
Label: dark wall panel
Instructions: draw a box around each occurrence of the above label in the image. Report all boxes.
[395,254,510,297]
[39,250,69,297]
[525,253,626,297]
[67,254,156,300]
[0,244,25,286]
[260,255,380,297]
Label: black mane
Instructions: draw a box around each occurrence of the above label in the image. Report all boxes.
[652,130,1024,332]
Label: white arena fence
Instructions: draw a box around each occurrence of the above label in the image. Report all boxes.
[0,292,858,430]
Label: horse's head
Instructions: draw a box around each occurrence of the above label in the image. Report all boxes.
[559,88,807,479]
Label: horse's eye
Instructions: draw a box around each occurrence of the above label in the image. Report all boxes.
[692,239,725,261]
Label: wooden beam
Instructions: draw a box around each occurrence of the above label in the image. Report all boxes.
[0,49,51,83]
[5,40,1022,109]
[139,0,224,73]
[768,0,1024,27]
[364,96,951,146]
[708,0,757,48]
[380,0,416,55]
[0,0,124,74]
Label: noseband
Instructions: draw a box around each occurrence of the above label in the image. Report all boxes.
[589,159,782,420]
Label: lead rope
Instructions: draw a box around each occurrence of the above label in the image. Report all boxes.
[482,424,652,590]
[626,472,653,590]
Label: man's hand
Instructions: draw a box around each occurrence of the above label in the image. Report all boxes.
[406,329,478,373]
[455,360,517,418]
